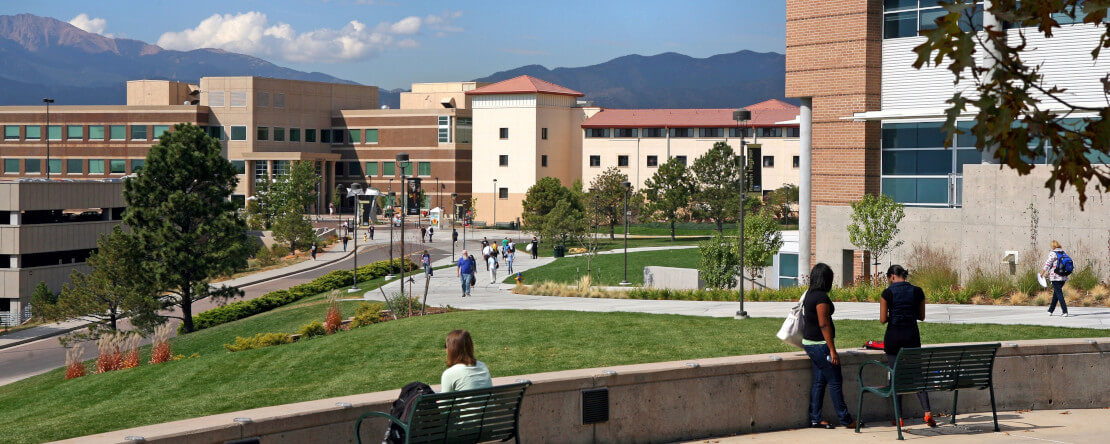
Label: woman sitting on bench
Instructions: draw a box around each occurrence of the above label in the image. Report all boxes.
[441,330,493,393]
[880,264,935,428]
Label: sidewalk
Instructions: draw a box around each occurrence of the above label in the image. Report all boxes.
[0,244,355,351]
[682,409,1110,443]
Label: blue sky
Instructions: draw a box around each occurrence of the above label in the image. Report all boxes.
[4,0,786,89]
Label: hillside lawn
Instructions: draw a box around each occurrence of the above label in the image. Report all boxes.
[508,248,700,285]
[506,236,707,258]
[0,280,1105,443]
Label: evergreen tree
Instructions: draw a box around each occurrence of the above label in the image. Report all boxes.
[641,158,696,240]
[691,142,744,233]
[269,161,319,252]
[521,177,580,237]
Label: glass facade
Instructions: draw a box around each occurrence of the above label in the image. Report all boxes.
[881,121,980,206]
[884,0,983,39]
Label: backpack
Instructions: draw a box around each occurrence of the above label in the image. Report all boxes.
[776,291,808,349]
[384,381,435,444]
[1054,251,1075,276]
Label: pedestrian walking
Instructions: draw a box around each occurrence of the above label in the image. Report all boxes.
[506,245,515,274]
[482,243,492,271]
[488,253,499,284]
[329,202,335,217]
[879,264,934,428]
[457,251,474,297]
[452,228,459,245]
[428,226,434,242]
[530,236,539,259]
[369,225,375,240]
[342,235,349,252]
[801,263,856,429]
[420,226,427,243]
[1041,240,1074,317]
[501,237,510,259]
[422,250,433,277]
[310,242,318,261]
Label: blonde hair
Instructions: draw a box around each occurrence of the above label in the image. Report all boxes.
[1050,240,1062,249]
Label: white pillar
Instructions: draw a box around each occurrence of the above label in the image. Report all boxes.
[798,98,813,279]
[981,0,1002,164]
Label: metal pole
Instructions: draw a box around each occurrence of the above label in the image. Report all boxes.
[386,190,395,279]
[401,176,407,297]
[451,193,457,263]
[462,200,468,251]
[350,215,359,292]
[43,98,53,179]
[492,178,498,227]
[619,182,631,286]
[737,138,749,318]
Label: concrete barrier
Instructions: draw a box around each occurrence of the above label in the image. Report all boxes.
[59,337,1109,444]
[643,266,703,290]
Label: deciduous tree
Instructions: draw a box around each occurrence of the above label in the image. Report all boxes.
[587,167,630,239]
[742,211,785,282]
[641,158,695,240]
[847,193,905,278]
[698,232,742,290]
[691,142,744,233]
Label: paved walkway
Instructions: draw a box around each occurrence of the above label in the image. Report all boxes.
[364,250,1110,329]
[681,409,1110,443]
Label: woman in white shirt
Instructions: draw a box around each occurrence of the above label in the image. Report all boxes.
[441,330,493,393]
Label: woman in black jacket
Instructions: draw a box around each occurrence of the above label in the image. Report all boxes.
[880,264,935,428]
[802,263,855,429]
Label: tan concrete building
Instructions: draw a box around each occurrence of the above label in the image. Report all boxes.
[580,99,800,192]
[0,180,125,323]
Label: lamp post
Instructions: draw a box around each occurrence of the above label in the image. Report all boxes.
[386,191,396,280]
[435,177,441,210]
[619,181,632,286]
[348,216,359,292]
[589,188,598,279]
[733,108,752,319]
[397,153,410,297]
[462,199,469,251]
[42,98,54,179]
[450,192,458,263]
[492,178,498,228]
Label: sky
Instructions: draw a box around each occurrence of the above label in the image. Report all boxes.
[3,0,786,90]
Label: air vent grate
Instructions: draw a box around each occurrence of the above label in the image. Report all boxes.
[582,388,609,424]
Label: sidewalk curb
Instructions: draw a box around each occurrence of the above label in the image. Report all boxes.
[0,247,362,351]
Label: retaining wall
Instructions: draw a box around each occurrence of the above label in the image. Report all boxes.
[59,337,1109,444]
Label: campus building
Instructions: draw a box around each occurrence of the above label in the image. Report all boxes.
[786,1,1110,284]
[0,180,125,324]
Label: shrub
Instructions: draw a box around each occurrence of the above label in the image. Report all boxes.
[351,302,384,328]
[324,293,343,334]
[270,244,291,258]
[255,245,278,267]
[297,320,326,338]
[119,335,140,369]
[64,345,87,380]
[906,244,959,293]
[1068,262,1100,291]
[223,333,293,352]
[382,292,425,318]
[95,333,123,374]
[150,324,173,364]
[963,269,1014,296]
[1016,267,1042,296]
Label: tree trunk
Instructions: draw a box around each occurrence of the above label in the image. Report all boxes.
[609,223,616,240]
[181,286,194,333]
[670,219,676,241]
[715,219,724,233]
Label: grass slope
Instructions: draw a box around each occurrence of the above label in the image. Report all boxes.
[509,248,700,285]
[511,237,706,258]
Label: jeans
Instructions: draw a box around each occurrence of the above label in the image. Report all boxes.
[424,264,432,277]
[803,343,854,425]
[460,273,472,295]
[887,354,931,417]
[507,258,514,273]
[1050,281,1068,314]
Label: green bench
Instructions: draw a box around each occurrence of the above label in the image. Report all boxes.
[356,381,531,444]
[856,343,1001,440]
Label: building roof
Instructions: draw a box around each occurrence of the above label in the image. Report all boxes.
[465,75,584,97]
[580,99,799,128]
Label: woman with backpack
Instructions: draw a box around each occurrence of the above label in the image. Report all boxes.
[421,250,432,277]
[801,263,855,430]
[1041,240,1072,317]
[879,265,935,428]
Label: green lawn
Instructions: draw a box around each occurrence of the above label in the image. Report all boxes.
[507,237,707,258]
[599,222,799,236]
[508,248,700,286]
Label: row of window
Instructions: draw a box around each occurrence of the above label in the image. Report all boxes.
[335,161,433,178]
[585,154,802,168]
[2,158,143,175]
[204,125,383,145]
[584,127,799,139]
[2,125,171,142]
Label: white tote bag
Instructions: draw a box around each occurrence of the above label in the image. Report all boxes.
[776,291,808,349]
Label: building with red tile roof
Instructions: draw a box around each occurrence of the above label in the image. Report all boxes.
[466,75,585,97]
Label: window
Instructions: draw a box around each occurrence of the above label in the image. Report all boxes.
[254,161,269,181]
[456,117,472,143]
[257,127,269,141]
[881,121,978,206]
[642,128,664,138]
[109,125,125,140]
[365,129,379,143]
[586,128,610,138]
[615,128,637,138]
[700,128,722,138]
[760,127,783,137]
[232,160,246,175]
[289,128,300,142]
[110,159,126,174]
[305,128,317,143]
[785,127,800,138]
[589,155,601,167]
[762,156,775,167]
[274,93,286,108]
[230,126,247,141]
[335,162,346,177]
[499,155,509,166]
[273,127,285,142]
[348,161,362,177]
[332,129,345,144]
[229,91,247,107]
[884,0,983,39]
[729,127,753,137]
[647,155,658,167]
[89,159,104,174]
[89,125,105,140]
[25,159,41,174]
[617,155,629,167]
[498,188,509,199]
[382,161,395,176]
[130,125,148,140]
[541,128,548,140]
[204,126,223,140]
[541,155,548,167]
[675,155,688,166]
[131,159,145,172]
[48,159,62,174]
[272,160,290,177]
[153,125,170,139]
[499,128,509,139]
[671,128,692,138]
[209,91,225,107]
[4,159,19,174]
[67,159,83,174]
[256,92,270,107]
[365,161,379,176]
[321,129,332,144]
[25,126,41,140]
[4,126,19,140]
[793,155,800,168]
[438,116,451,143]
[348,129,360,144]
[418,162,431,176]
[47,125,62,141]
[401,162,413,176]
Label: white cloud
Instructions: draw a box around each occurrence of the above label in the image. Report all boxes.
[69,13,112,37]
[156,11,460,63]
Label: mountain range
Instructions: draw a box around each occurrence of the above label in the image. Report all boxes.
[0,13,788,109]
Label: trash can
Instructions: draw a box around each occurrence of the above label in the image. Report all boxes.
[553,245,566,258]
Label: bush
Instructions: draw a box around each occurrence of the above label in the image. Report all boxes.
[382,292,425,318]
[963,269,1015,296]
[297,321,326,338]
[350,302,384,328]
[270,244,291,259]
[1068,263,1100,291]
[1016,267,1042,296]
[223,333,293,352]
[906,244,959,293]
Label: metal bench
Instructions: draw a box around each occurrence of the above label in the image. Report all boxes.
[356,381,531,444]
[856,343,1001,440]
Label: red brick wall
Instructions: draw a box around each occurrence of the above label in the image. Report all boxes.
[786,0,882,272]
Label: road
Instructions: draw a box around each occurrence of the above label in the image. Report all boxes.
[0,235,456,386]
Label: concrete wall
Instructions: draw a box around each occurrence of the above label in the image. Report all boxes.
[63,337,1109,444]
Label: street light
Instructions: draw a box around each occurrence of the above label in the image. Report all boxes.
[461,199,469,251]
[619,181,632,286]
[435,177,441,210]
[42,98,54,179]
[733,108,752,319]
[450,192,458,263]
[348,214,359,292]
[589,188,598,279]
[397,153,410,297]
[492,178,498,228]
[386,191,396,280]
